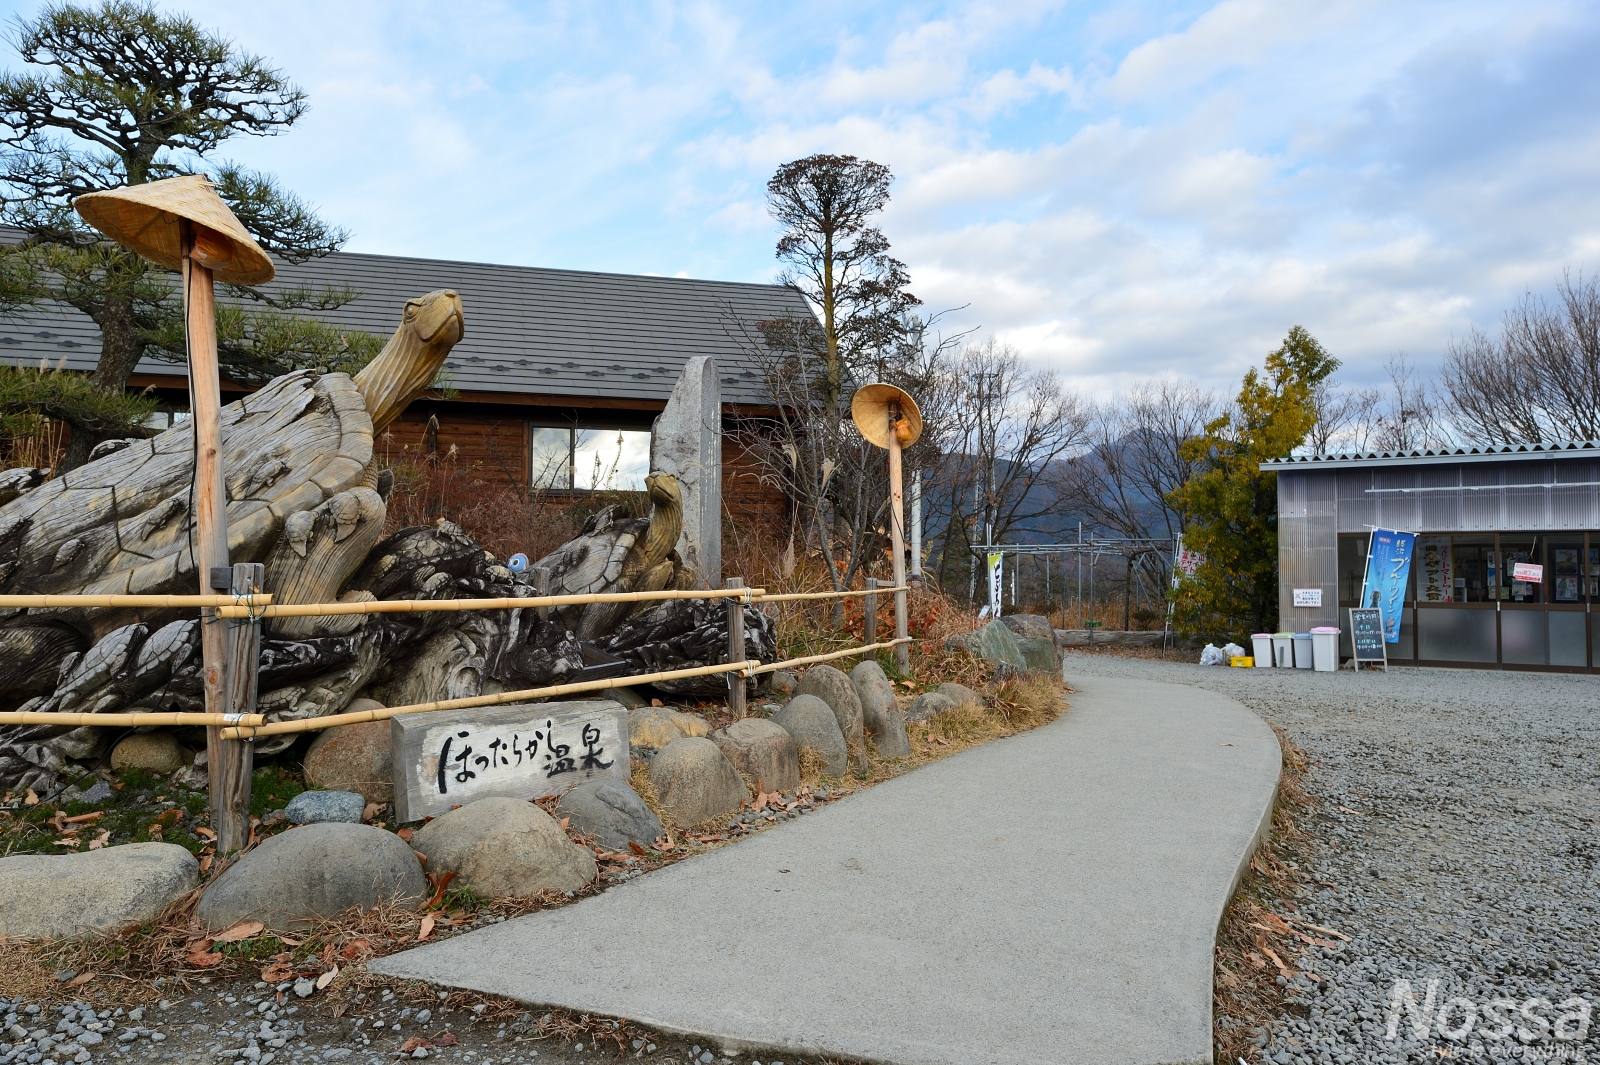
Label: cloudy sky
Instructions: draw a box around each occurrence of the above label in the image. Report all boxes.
[5,0,1597,398]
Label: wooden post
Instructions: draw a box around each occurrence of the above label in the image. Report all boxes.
[216,562,263,852]
[887,404,911,674]
[725,577,746,719]
[532,566,552,620]
[184,228,247,850]
[863,577,878,646]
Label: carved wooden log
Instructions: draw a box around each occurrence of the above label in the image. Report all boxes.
[263,487,387,639]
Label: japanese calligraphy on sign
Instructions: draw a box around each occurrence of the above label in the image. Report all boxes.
[392,700,630,822]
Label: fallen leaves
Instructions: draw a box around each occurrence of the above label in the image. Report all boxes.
[315,966,338,990]
[212,920,264,944]
[362,803,382,823]
[194,826,218,841]
[423,870,457,911]
[260,962,295,983]
[65,972,94,987]
[627,841,648,857]
[434,1032,458,1047]
[87,829,110,850]
[184,950,224,968]
[417,916,435,942]
[23,788,37,805]
[396,828,413,843]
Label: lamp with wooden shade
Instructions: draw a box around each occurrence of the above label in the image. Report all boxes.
[851,383,922,674]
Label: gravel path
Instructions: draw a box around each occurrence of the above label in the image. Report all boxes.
[0,984,809,1065]
[1064,652,1600,1065]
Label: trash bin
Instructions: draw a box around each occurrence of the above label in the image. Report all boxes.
[1251,633,1273,667]
[1311,627,1339,672]
[1272,632,1293,668]
[1293,633,1313,669]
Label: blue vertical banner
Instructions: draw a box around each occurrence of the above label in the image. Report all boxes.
[1361,529,1416,643]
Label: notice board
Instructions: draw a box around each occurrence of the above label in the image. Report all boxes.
[1349,607,1387,670]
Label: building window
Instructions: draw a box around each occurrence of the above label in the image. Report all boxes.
[529,425,652,492]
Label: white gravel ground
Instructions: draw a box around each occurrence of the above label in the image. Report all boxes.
[1064,652,1600,1065]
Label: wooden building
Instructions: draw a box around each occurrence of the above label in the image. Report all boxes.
[0,242,810,526]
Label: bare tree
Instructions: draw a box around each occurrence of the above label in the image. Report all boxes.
[1307,378,1379,454]
[1368,353,1449,450]
[1442,272,1600,444]
[927,339,1089,600]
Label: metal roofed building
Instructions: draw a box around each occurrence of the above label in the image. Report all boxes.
[0,237,814,520]
[1262,439,1600,672]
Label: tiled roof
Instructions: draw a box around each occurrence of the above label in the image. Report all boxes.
[1262,439,1600,471]
[0,231,815,406]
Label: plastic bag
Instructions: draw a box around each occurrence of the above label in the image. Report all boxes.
[1222,642,1246,658]
[1198,643,1228,666]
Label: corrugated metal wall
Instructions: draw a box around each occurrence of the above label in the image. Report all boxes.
[1329,459,1600,532]
[1277,471,1340,630]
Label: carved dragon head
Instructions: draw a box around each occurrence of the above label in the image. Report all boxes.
[353,290,466,433]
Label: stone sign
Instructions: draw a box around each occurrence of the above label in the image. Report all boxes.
[650,356,721,587]
[392,700,630,822]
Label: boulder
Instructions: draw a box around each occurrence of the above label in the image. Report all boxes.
[604,685,651,708]
[647,737,748,828]
[285,789,366,825]
[556,780,664,852]
[109,733,185,776]
[1000,614,1055,643]
[302,715,393,804]
[906,691,956,723]
[1015,635,1060,675]
[710,718,800,794]
[795,665,864,752]
[412,797,596,898]
[768,671,799,698]
[771,695,849,776]
[628,706,711,749]
[0,842,197,939]
[850,660,909,758]
[937,682,983,709]
[196,823,425,930]
[950,620,1027,669]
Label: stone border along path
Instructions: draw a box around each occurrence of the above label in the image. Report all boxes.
[371,674,1282,1065]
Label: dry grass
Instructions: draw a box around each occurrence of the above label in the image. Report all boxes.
[1212,723,1317,1064]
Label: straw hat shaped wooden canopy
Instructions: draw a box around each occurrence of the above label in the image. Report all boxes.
[73,174,275,286]
[851,382,922,448]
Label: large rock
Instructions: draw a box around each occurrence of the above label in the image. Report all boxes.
[937,682,983,709]
[556,780,664,852]
[412,797,596,898]
[795,665,864,752]
[906,691,956,723]
[628,706,711,749]
[951,620,1027,669]
[197,823,425,931]
[650,355,721,586]
[850,660,909,758]
[771,695,849,777]
[0,842,197,939]
[1000,614,1055,643]
[647,737,748,828]
[109,733,185,775]
[285,789,366,825]
[1015,636,1060,675]
[710,718,800,794]
[303,714,393,804]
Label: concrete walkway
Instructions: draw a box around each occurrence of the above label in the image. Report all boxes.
[371,673,1281,1065]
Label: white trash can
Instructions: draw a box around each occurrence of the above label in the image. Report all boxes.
[1311,626,1340,672]
[1272,632,1293,668]
[1293,633,1313,669]
[1251,633,1273,667]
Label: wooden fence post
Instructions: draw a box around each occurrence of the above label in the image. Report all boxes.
[216,561,263,853]
[887,404,911,674]
[532,566,552,620]
[863,578,878,646]
[726,577,746,719]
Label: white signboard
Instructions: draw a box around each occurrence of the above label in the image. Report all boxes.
[987,552,1004,611]
[1177,547,1204,578]
[1512,562,1544,584]
[392,700,629,822]
[1292,588,1323,608]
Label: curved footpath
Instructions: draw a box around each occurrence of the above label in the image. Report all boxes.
[372,674,1282,1065]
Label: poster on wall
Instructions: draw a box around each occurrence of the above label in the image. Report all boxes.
[1418,537,1453,603]
[1361,529,1416,644]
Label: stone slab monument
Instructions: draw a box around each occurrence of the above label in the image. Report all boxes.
[650,357,721,587]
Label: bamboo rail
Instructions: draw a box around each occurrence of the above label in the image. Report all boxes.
[0,593,273,610]
[751,638,911,675]
[214,586,762,620]
[0,711,265,728]
[752,586,908,603]
[221,659,762,739]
